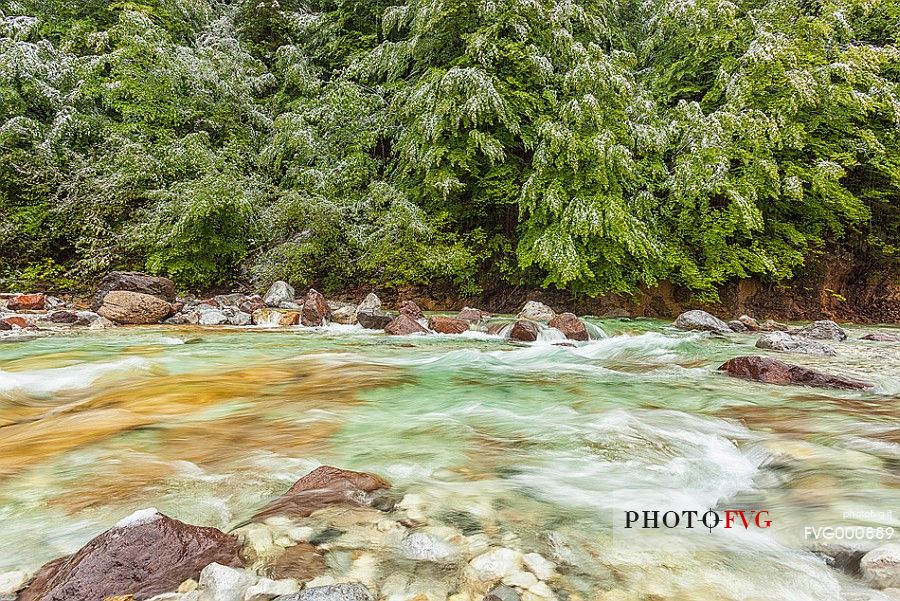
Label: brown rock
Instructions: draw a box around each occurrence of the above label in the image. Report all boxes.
[385,314,429,335]
[301,289,330,327]
[49,310,79,324]
[251,308,300,326]
[718,356,872,390]
[428,316,470,334]
[548,312,589,341]
[356,311,393,330]
[92,272,176,311]
[0,320,10,330]
[486,323,507,336]
[8,293,46,311]
[509,320,540,342]
[861,332,899,342]
[268,543,327,581]
[239,295,266,314]
[398,300,423,319]
[1,315,32,329]
[252,466,391,522]
[18,511,241,601]
[738,315,761,330]
[97,291,172,325]
[455,307,489,324]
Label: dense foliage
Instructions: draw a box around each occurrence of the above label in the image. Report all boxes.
[1,0,898,296]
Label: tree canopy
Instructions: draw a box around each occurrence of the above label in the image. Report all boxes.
[1,0,897,297]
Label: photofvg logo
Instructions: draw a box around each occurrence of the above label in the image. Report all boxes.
[621,509,772,533]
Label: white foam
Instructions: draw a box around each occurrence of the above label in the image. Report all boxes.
[114,507,161,528]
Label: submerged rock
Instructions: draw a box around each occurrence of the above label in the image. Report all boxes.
[484,584,520,601]
[275,582,373,601]
[861,543,900,589]
[357,311,393,330]
[252,466,391,521]
[861,332,900,342]
[252,308,301,326]
[399,532,459,563]
[673,310,730,333]
[301,289,330,327]
[428,316,470,334]
[755,331,836,356]
[794,319,848,341]
[456,307,489,324]
[264,281,295,308]
[548,312,589,341]
[8,293,46,311]
[718,356,872,390]
[17,509,241,601]
[468,548,524,582]
[509,320,539,342]
[268,543,327,582]
[398,300,424,320]
[246,577,300,599]
[517,301,555,322]
[92,272,176,311]
[385,314,429,335]
[97,291,172,325]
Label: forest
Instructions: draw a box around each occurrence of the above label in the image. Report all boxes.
[1,0,898,299]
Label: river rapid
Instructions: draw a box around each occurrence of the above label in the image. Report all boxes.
[0,319,897,600]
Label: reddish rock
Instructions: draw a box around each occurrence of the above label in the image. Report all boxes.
[718,356,872,390]
[385,314,429,335]
[0,320,10,331]
[239,295,266,314]
[301,289,330,327]
[548,312,589,341]
[8,293,45,311]
[861,332,899,342]
[455,307,489,324]
[18,511,241,601]
[1,315,31,329]
[252,466,391,521]
[92,272,176,311]
[486,323,507,336]
[48,310,79,324]
[268,542,327,581]
[509,320,540,342]
[198,298,220,307]
[170,300,186,314]
[428,316,470,334]
[398,300,423,319]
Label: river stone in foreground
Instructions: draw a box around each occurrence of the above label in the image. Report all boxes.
[17,509,241,601]
[97,290,172,325]
[755,331,836,356]
[509,320,540,342]
[718,356,872,390]
[674,309,730,333]
[861,543,900,589]
[275,583,373,601]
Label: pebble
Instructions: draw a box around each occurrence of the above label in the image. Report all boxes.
[468,548,524,581]
[244,577,299,599]
[198,562,254,601]
[522,553,556,581]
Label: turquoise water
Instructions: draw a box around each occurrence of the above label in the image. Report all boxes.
[0,320,897,600]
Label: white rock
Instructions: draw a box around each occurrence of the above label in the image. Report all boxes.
[244,577,299,600]
[517,301,555,322]
[287,526,316,543]
[199,310,229,325]
[264,281,295,307]
[399,532,459,563]
[502,571,538,588]
[468,548,524,581]
[527,581,556,599]
[522,553,557,581]
[357,293,381,314]
[0,570,29,595]
[862,543,900,589]
[198,563,254,601]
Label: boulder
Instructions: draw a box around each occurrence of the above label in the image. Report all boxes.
[509,320,540,342]
[239,295,267,314]
[761,319,790,331]
[251,308,301,326]
[728,320,748,332]
[97,291,172,325]
[398,300,423,320]
[8,293,46,311]
[861,543,900,589]
[264,281,295,308]
[517,301,555,322]
[428,316,470,335]
[274,583,373,601]
[738,315,761,330]
[251,466,391,522]
[301,289,330,327]
[48,310,79,324]
[486,323,507,336]
[356,311,393,330]
[92,272,176,311]
[356,293,381,314]
[1,314,31,329]
[673,310,730,333]
[455,307,489,324]
[198,310,229,326]
[861,332,899,342]
[0,320,10,331]
[755,331,837,356]
[794,320,848,341]
[548,312,589,341]
[17,509,241,601]
[718,356,872,390]
[213,293,244,308]
[328,302,357,325]
[385,314,430,335]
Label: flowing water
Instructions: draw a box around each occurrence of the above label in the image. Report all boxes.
[0,319,898,600]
